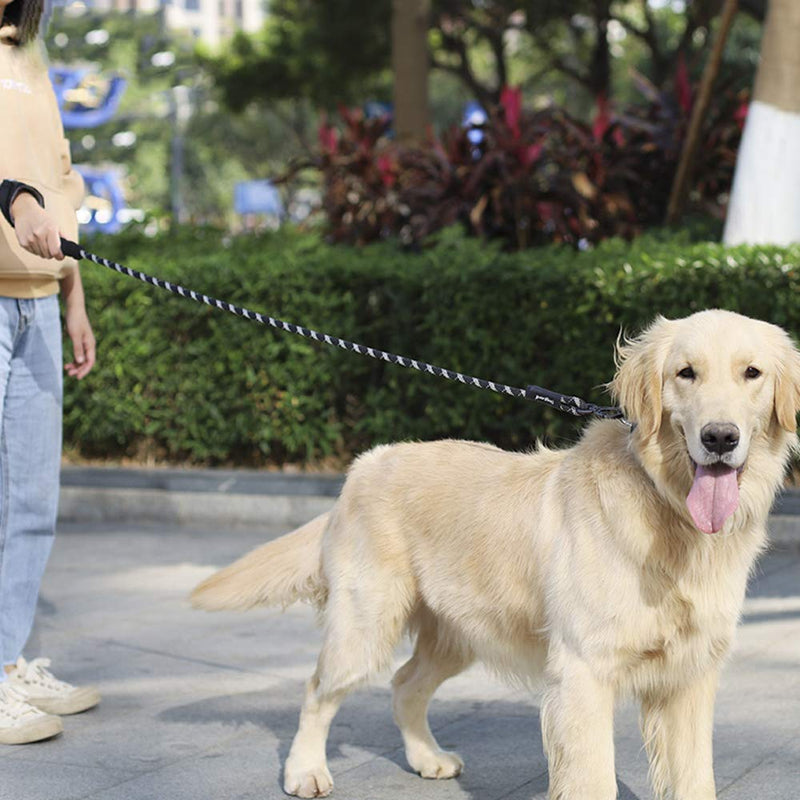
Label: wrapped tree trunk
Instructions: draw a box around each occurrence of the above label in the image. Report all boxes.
[391,0,430,143]
[724,0,800,244]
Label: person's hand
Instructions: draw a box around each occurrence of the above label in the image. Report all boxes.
[64,303,96,380]
[10,192,64,260]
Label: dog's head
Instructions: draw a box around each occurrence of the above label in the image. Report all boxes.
[610,310,800,533]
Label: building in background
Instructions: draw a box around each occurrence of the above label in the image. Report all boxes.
[63,0,265,47]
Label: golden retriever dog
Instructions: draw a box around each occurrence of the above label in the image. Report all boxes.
[192,309,800,800]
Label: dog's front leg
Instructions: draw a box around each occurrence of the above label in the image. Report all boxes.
[541,647,617,800]
[640,668,719,800]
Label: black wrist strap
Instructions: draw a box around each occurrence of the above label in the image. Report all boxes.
[0,180,46,228]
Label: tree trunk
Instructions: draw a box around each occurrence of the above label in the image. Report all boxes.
[589,0,613,98]
[392,0,430,143]
[666,0,738,225]
[723,0,800,244]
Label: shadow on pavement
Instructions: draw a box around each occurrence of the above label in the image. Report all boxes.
[159,684,646,800]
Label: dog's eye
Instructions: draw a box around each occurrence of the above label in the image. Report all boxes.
[745,366,762,380]
[677,366,695,380]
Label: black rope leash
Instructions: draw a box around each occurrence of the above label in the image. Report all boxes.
[60,238,626,422]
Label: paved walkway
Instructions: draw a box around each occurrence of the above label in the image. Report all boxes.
[1,519,799,800]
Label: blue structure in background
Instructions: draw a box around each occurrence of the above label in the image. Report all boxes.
[463,101,487,146]
[74,167,127,235]
[364,100,392,120]
[50,67,127,129]
[234,180,284,218]
[50,65,132,233]
[364,100,393,139]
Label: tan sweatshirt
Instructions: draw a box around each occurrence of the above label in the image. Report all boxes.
[0,24,84,298]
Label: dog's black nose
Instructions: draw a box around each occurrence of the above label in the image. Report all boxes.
[700,423,740,455]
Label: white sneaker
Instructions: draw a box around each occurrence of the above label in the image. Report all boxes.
[7,657,101,716]
[0,682,63,744]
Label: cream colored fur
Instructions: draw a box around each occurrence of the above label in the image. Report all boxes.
[192,513,328,611]
[191,309,800,800]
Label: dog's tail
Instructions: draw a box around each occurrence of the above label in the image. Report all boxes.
[190,512,329,612]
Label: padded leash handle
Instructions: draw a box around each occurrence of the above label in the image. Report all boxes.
[61,237,84,260]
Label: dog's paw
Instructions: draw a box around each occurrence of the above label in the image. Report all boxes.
[408,747,464,780]
[283,762,334,798]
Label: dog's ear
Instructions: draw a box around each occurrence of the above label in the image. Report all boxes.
[609,317,673,437]
[774,333,800,433]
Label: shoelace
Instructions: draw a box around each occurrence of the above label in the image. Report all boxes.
[0,684,41,719]
[13,657,71,693]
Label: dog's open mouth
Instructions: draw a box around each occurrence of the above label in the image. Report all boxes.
[686,461,744,534]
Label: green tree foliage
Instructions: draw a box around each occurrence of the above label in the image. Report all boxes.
[204,0,393,111]
[207,0,592,113]
[205,1,763,123]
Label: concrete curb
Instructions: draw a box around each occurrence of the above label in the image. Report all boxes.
[58,486,336,529]
[60,465,345,497]
[58,465,340,529]
[57,465,800,544]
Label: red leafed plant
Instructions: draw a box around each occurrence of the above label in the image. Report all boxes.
[286,77,746,250]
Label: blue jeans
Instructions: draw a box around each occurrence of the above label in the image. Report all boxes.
[0,296,62,679]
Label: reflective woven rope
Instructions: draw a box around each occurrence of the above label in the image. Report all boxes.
[60,238,625,421]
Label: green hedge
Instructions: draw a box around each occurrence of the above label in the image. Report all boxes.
[63,226,800,466]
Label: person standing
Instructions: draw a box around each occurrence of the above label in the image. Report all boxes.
[0,0,100,744]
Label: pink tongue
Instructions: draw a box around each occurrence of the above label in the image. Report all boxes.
[686,464,739,533]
